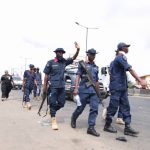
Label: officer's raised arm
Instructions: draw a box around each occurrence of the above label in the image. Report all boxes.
[72,41,80,60]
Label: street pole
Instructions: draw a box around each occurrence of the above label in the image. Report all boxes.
[86,28,88,53]
[75,22,99,53]
[20,57,31,71]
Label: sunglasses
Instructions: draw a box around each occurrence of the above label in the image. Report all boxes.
[57,51,64,54]
[88,53,96,56]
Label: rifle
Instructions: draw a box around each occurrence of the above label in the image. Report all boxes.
[79,60,104,107]
[37,91,47,116]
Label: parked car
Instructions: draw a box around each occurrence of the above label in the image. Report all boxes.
[99,82,109,100]
[64,65,108,101]
[12,76,23,90]
[64,66,77,100]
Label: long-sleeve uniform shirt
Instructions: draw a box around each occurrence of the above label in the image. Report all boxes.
[77,61,99,93]
[109,54,132,91]
[23,70,36,89]
[43,57,73,88]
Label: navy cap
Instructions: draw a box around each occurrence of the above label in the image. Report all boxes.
[54,48,66,53]
[29,64,34,68]
[117,42,130,51]
[86,48,98,54]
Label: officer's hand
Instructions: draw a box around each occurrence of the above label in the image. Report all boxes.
[139,79,147,89]
[74,41,80,49]
[73,88,79,95]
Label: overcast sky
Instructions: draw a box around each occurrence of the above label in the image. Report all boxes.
[0,0,150,79]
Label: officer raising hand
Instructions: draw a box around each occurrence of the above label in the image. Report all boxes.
[43,42,80,130]
[73,41,80,59]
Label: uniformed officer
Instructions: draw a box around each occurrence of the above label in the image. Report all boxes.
[1,70,14,101]
[110,58,125,125]
[104,42,147,136]
[33,67,37,99]
[71,49,100,137]
[43,42,80,130]
[22,64,37,109]
[33,67,42,100]
[35,67,42,100]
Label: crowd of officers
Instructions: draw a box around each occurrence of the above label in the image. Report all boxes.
[0,42,147,138]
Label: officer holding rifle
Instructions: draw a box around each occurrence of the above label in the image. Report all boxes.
[71,48,100,137]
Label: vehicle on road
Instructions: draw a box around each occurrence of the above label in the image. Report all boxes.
[64,65,77,100]
[100,66,110,97]
[12,76,23,90]
[64,64,109,101]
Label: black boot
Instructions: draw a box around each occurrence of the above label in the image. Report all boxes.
[71,115,76,128]
[87,126,100,137]
[124,125,139,136]
[104,123,117,133]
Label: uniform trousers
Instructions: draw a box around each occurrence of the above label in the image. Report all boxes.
[49,87,65,117]
[72,93,99,126]
[106,90,131,125]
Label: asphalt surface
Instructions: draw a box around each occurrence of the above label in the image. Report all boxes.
[0,89,150,150]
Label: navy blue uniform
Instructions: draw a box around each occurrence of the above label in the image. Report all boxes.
[43,57,73,117]
[109,61,123,119]
[33,72,42,97]
[106,54,132,125]
[72,61,99,126]
[23,70,36,102]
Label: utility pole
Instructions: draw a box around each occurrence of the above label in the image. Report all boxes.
[75,22,99,53]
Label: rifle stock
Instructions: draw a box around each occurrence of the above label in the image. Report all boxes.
[79,60,104,107]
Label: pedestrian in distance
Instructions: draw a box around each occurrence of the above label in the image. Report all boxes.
[71,48,100,137]
[22,64,37,110]
[103,42,147,136]
[33,67,37,99]
[0,70,14,101]
[33,67,42,100]
[35,67,42,100]
[43,42,80,130]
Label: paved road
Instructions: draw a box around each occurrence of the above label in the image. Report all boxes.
[0,89,150,150]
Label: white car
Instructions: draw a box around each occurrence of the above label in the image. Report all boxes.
[12,76,23,90]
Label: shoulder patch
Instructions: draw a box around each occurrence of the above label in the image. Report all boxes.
[46,60,52,67]
[46,63,50,67]
[123,55,127,61]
